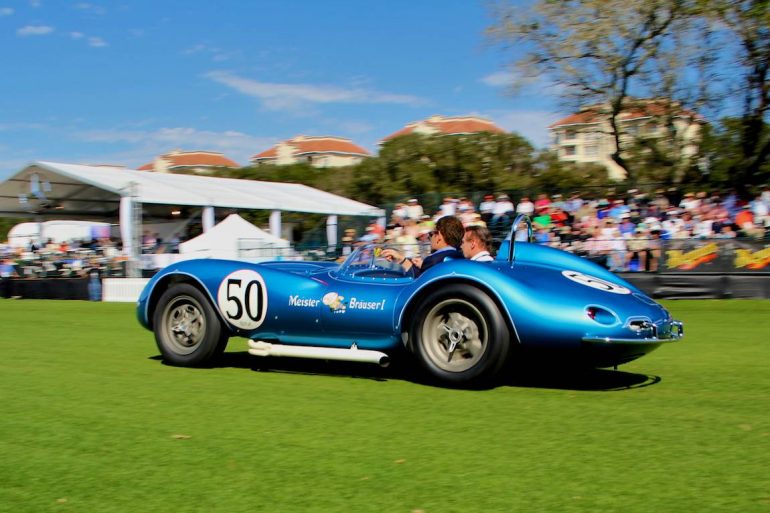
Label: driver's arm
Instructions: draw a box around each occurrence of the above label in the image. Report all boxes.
[381,248,416,272]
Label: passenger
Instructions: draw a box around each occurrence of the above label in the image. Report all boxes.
[382,215,465,277]
[461,225,494,262]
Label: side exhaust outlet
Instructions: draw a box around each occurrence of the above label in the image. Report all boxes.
[247,340,390,368]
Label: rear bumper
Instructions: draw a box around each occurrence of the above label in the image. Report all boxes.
[582,320,684,346]
[579,320,683,367]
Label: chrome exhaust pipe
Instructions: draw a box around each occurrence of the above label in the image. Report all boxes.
[247,340,390,367]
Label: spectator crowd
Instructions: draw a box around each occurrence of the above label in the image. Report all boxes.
[2,185,769,282]
[347,185,770,272]
[0,236,126,282]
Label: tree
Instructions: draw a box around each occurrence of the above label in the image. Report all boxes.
[699,117,770,189]
[706,0,770,192]
[371,132,537,205]
[0,218,21,242]
[531,151,609,194]
[488,0,701,184]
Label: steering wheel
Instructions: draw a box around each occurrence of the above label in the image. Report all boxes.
[338,244,401,277]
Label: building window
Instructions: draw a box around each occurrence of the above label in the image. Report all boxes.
[584,130,601,141]
[644,122,658,135]
[563,145,577,156]
[565,129,577,140]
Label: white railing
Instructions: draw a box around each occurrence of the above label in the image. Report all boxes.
[102,278,149,302]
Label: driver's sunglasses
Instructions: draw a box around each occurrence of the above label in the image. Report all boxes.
[428,230,438,238]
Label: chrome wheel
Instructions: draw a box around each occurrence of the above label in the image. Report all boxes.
[411,285,510,385]
[420,298,488,373]
[154,283,225,366]
[161,294,207,355]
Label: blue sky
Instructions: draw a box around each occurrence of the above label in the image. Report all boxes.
[0,0,562,181]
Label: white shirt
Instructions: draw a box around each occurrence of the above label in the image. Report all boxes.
[494,200,515,215]
[439,202,456,217]
[516,200,535,216]
[405,204,424,220]
[479,200,496,214]
[470,251,493,262]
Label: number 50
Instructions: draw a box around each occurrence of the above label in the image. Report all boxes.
[217,270,268,330]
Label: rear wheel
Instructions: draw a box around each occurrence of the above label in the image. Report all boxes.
[154,284,225,366]
[410,284,511,386]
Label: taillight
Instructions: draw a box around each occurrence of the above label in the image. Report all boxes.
[586,306,618,326]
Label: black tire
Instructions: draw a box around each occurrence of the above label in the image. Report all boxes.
[409,284,511,385]
[153,284,224,366]
[213,331,230,358]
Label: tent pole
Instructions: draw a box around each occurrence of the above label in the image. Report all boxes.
[202,206,215,232]
[270,210,281,239]
[119,182,142,278]
[326,215,338,252]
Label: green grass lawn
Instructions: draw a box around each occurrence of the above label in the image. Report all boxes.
[1,299,768,513]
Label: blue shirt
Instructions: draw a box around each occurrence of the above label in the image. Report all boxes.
[414,247,464,277]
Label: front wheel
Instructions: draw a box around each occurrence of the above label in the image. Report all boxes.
[410,284,511,386]
[153,284,225,366]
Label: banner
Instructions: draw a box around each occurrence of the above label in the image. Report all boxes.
[732,240,770,272]
[661,239,727,273]
[660,238,770,273]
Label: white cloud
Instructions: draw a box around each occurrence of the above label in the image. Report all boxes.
[17,25,54,36]
[88,36,107,47]
[490,109,563,148]
[0,7,14,16]
[74,3,106,15]
[0,121,46,131]
[75,126,277,166]
[184,44,237,63]
[212,52,234,62]
[205,71,426,112]
[69,31,107,47]
[333,120,375,135]
[481,69,549,90]
[481,71,517,88]
[183,44,207,55]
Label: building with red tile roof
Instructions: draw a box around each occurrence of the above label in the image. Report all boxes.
[548,100,705,180]
[251,136,371,168]
[381,115,505,142]
[138,150,240,174]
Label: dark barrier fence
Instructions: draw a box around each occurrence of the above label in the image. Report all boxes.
[3,273,768,301]
[2,238,769,300]
[1,277,90,300]
[620,273,770,299]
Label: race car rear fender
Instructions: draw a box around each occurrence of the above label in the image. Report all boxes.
[397,275,522,349]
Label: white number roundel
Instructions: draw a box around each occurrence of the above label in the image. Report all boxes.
[561,270,631,294]
[217,270,268,330]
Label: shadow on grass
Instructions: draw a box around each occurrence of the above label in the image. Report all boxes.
[504,364,661,391]
[150,351,661,392]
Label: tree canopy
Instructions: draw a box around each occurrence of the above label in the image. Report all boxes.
[489,0,770,191]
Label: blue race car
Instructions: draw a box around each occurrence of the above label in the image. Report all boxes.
[136,216,683,385]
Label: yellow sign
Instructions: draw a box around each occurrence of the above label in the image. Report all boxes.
[735,246,770,270]
[666,243,719,270]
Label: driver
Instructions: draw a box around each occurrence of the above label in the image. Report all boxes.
[382,215,465,277]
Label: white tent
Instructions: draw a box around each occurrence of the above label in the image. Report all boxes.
[0,161,384,275]
[8,220,111,248]
[179,214,292,260]
[0,161,384,217]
